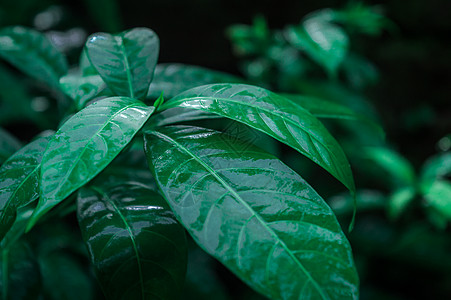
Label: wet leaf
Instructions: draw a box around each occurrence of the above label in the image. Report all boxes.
[28,97,154,228]
[0,135,51,241]
[86,28,159,99]
[0,26,68,88]
[77,181,187,300]
[161,83,355,193]
[145,125,359,300]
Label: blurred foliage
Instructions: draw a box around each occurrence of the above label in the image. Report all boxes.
[0,0,450,299]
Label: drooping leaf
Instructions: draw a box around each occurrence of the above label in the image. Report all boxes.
[28,97,154,229]
[77,181,187,300]
[86,28,159,99]
[148,63,244,99]
[59,72,107,110]
[0,135,51,241]
[145,125,359,300]
[0,26,68,88]
[285,17,349,76]
[0,241,41,300]
[160,84,355,193]
[0,127,21,164]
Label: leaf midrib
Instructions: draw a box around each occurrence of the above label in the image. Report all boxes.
[150,130,329,300]
[91,186,145,300]
[44,101,142,200]
[162,95,351,190]
[117,35,135,98]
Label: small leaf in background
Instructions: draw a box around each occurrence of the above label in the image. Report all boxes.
[422,180,451,220]
[0,135,51,241]
[148,63,244,100]
[363,147,416,188]
[28,97,154,229]
[0,26,68,88]
[329,189,386,216]
[162,83,355,194]
[0,127,21,164]
[59,72,106,110]
[145,125,359,300]
[420,152,451,183]
[0,241,41,300]
[388,187,416,220]
[285,16,349,77]
[86,28,159,99]
[77,181,187,300]
[282,93,385,139]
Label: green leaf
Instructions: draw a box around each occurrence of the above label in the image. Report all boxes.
[0,128,21,164]
[28,97,154,229]
[420,152,451,183]
[285,17,349,76]
[0,207,33,249]
[423,180,451,219]
[363,147,416,188]
[0,26,68,88]
[86,28,159,99]
[388,187,416,220]
[148,63,244,99]
[0,241,41,300]
[161,84,355,193]
[59,72,107,110]
[77,181,187,300]
[145,125,359,300]
[0,135,51,241]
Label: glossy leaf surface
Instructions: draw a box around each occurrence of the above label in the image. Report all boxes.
[148,63,243,99]
[0,26,68,87]
[0,136,51,240]
[29,97,154,227]
[161,84,355,193]
[77,181,187,300]
[86,28,159,99]
[145,126,359,300]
